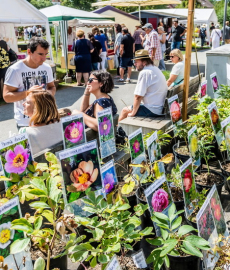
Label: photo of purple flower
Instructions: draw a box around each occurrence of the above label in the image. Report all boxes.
[212,76,218,92]
[4,145,29,175]
[103,172,115,194]
[99,117,112,136]
[151,188,169,212]
[133,140,140,153]
[64,122,84,143]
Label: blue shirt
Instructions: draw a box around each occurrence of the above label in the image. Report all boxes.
[94,34,107,52]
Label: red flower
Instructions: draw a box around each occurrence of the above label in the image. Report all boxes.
[214,204,221,221]
[183,169,193,192]
[170,101,181,123]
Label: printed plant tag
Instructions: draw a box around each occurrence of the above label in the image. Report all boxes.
[188,125,201,168]
[208,101,224,146]
[131,249,147,268]
[179,158,196,218]
[97,107,116,159]
[128,128,148,181]
[221,116,230,159]
[168,94,182,135]
[147,131,162,164]
[105,255,122,270]
[144,175,173,236]
[101,160,118,202]
[0,134,33,189]
[0,197,33,270]
[210,72,220,98]
[61,113,86,149]
[58,140,102,217]
[200,80,207,101]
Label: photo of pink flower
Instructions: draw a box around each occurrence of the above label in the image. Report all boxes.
[133,140,140,153]
[151,188,169,212]
[170,100,181,123]
[64,122,84,143]
[212,76,218,91]
[69,160,98,192]
[201,84,207,97]
[99,117,112,136]
[103,172,115,194]
[183,169,193,193]
[4,145,29,174]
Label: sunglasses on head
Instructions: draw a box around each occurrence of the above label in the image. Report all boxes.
[88,78,98,83]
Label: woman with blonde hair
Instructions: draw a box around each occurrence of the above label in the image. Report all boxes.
[92,26,108,71]
[20,91,63,156]
[166,49,184,88]
[74,29,94,86]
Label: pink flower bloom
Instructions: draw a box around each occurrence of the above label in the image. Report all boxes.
[4,145,29,174]
[133,140,140,153]
[151,188,169,212]
[64,122,84,143]
[183,169,193,192]
[211,198,216,209]
[201,85,207,97]
[214,204,221,221]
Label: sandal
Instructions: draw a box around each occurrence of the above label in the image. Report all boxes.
[76,83,84,86]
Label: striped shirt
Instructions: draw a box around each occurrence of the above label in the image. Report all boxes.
[144,29,162,60]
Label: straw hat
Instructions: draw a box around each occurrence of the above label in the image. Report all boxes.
[132,50,150,60]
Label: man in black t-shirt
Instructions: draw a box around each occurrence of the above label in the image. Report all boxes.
[118,27,135,83]
[168,20,186,50]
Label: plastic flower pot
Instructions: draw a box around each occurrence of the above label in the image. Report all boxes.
[165,253,201,270]
[220,160,230,193]
[32,254,67,270]
[195,169,225,199]
[135,183,153,230]
[172,142,190,165]
[184,214,198,230]
[174,199,185,212]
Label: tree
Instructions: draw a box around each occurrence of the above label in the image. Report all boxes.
[61,0,97,11]
[29,0,53,9]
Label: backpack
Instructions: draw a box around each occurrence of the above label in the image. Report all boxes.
[200,27,206,37]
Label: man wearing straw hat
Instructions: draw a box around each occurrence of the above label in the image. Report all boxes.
[118,49,167,122]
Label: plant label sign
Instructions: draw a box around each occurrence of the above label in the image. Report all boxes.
[131,249,147,268]
[144,175,173,236]
[179,158,196,218]
[97,107,116,159]
[128,128,148,180]
[188,125,201,168]
[101,160,118,201]
[200,80,207,101]
[197,186,220,270]
[58,140,102,217]
[0,134,33,189]
[0,197,33,270]
[208,101,224,146]
[221,116,230,159]
[168,94,182,135]
[61,113,86,149]
[210,72,220,98]
[147,131,162,164]
[105,255,122,270]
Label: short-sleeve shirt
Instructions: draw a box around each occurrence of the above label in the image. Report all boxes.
[170,61,184,87]
[134,65,168,115]
[85,95,117,118]
[4,61,54,127]
[114,32,123,56]
[91,40,102,63]
[133,29,145,44]
[171,25,185,42]
[144,30,162,60]
[94,34,107,52]
[121,34,135,58]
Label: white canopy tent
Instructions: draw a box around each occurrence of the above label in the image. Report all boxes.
[146,8,218,41]
[0,0,53,60]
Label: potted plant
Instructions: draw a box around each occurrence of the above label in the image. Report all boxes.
[2,153,77,270]
[61,190,153,270]
[146,203,210,270]
[196,136,225,198]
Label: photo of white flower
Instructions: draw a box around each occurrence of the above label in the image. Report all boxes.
[0,222,15,249]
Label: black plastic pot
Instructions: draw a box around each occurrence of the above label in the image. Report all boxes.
[220,160,230,193]
[136,184,153,230]
[165,253,201,270]
[173,142,190,165]
[195,169,225,199]
[184,214,198,230]
[33,254,67,270]
[124,192,137,212]
[174,199,185,212]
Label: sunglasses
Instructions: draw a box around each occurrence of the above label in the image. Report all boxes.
[169,55,175,58]
[88,78,98,83]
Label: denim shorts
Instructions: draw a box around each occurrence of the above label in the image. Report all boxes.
[132,104,162,117]
[120,57,133,68]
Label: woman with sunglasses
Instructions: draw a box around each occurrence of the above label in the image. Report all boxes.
[72,70,117,131]
[166,49,184,88]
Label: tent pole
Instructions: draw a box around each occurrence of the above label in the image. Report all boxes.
[139,4,141,23]
[222,0,228,45]
[182,0,195,121]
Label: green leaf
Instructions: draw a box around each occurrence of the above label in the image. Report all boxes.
[181,242,203,257]
[160,239,178,257]
[10,238,30,254]
[140,227,153,236]
[160,228,169,241]
[98,254,110,264]
[10,173,21,183]
[41,210,54,223]
[168,203,176,222]
[164,254,170,268]
[154,212,169,222]
[124,243,133,250]
[121,181,135,195]
[146,238,164,246]
[178,225,197,237]
[34,216,43,230]
[184,235,210,249]
[90,256,97,268]
[71,251,88,262]
[28,189,47,196]
[30,201,50,209]
[34,257,45,270]
[171,216,182,230]
[87,191,97,205]
[11,219,33,233]
[30,178,47,193]
[110,243,121,252]
[134,203,148,216]
[116,204,131,211]
[94,228,104,241]
[45,152,58,164]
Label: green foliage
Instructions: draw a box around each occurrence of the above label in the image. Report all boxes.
[218,84,230,100]
[176,123,191,146]
[34,257,46,270]
[29,0,52,9]
[143,130,172,149]
[167,164,182,189]
[61,0,97,11]
[146,204,210,270]
[176,0,202,8]
[198,136,215,173]
[63,191,153,268]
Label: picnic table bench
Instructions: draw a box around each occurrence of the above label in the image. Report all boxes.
[119,73,203,136]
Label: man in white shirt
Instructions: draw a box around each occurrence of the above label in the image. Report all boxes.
[3,37,56,128]
[118,49,168,122]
